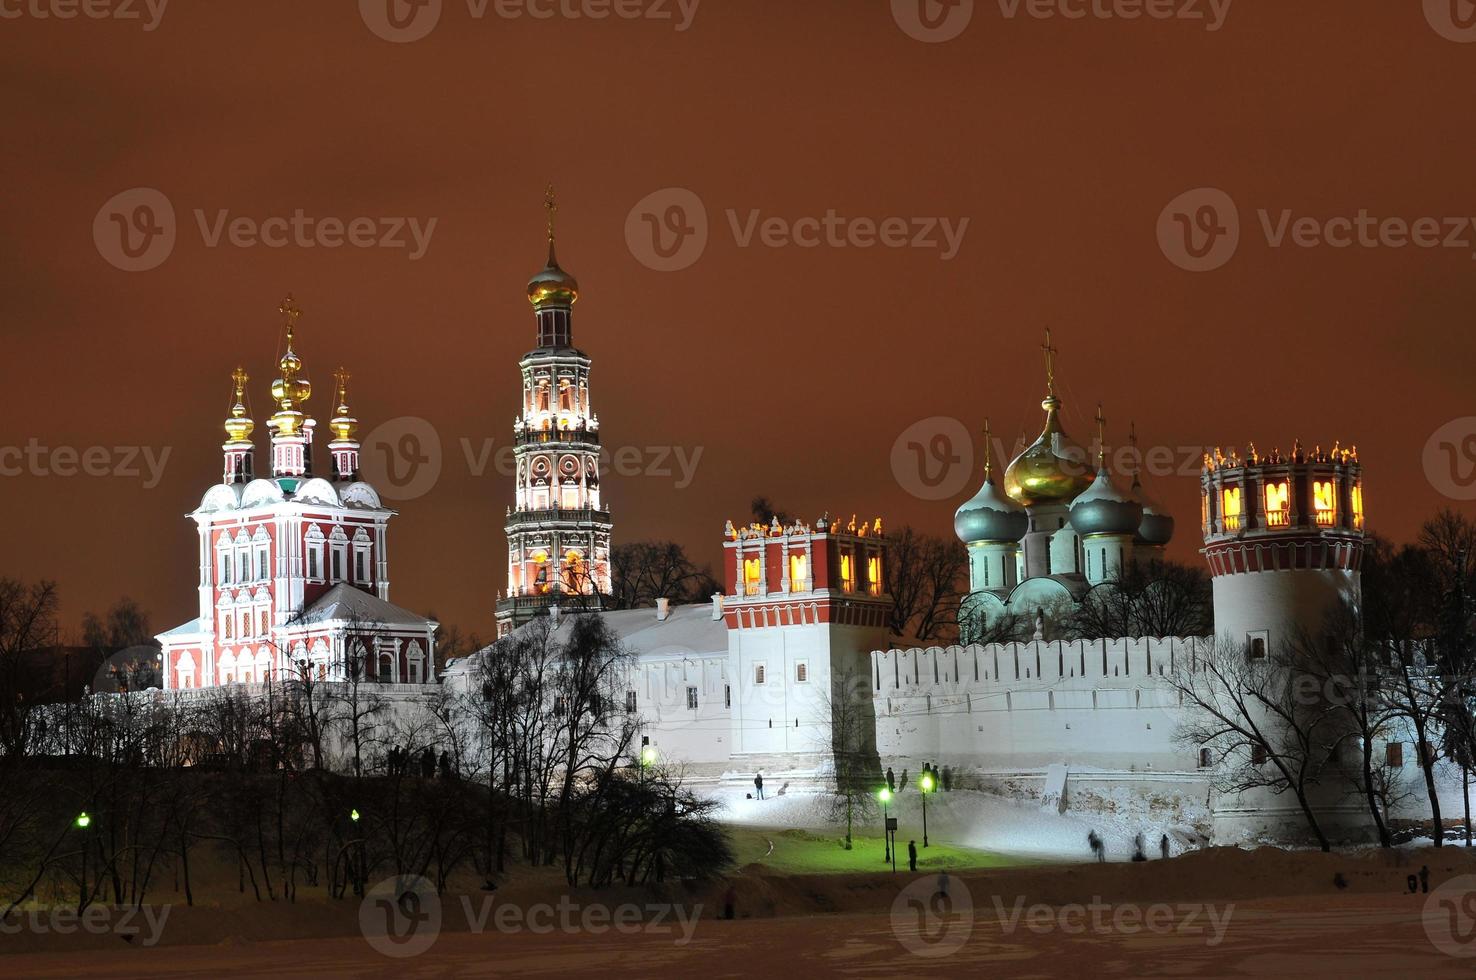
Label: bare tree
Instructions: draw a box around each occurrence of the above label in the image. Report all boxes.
[0,578,61,763]
[609,541,718,610]
[817,669,880,849]
[1068,560,1212,640]
[886,526,968,642]
[1168,636,1344,851]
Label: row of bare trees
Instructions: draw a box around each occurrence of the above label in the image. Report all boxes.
[1,596,732,913]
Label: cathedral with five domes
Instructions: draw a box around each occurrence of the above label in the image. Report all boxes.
[953,331,1176,639]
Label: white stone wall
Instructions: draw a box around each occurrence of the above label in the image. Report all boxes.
[872,638,1207,773]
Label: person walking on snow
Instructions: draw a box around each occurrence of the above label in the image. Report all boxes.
[754,771,764,800]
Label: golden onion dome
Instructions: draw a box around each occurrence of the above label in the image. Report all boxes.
[527,248,579,308]
[224,366,254,445]
[1003,395,1094,506]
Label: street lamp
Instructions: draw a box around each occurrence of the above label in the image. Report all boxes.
[350,808,361,823]
[919,771,935,847]
[74,812,92,829]
[877,788,893,865]
[640,744,658,768]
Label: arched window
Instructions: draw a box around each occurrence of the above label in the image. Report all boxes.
[789,554,808,593]
[1313,481,1337,526]
[1264,482,1290,527]
[743,557,762,596]
[1221,487,1243,531]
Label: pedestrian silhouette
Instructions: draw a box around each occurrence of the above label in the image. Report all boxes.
[886,767,896,792]
[754,772,765,800]
[1132,833,1147,862]
[899,768,909,792]
[908,839,918,873]
[1087,830,1105,862]
[1160,833,1170,860]
[1420,865,1430,894]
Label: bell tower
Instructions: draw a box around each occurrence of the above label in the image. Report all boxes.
[496,188,613,636]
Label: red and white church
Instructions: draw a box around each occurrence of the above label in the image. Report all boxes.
[156,298,438,691]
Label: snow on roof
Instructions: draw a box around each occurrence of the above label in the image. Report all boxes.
[446,603,726,676]
[295,584,437,630]
[157,617,207,638]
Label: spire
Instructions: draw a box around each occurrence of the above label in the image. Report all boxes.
[222,366,256,485]
[268,294,315,479]
[224,367,254,445]
[545,183,558,266]
[1128,420,1142,488]
[270,293,312,422]
[1094,402,1107,470]
[329,366,360,482]
[1041,328,1058,399]
[982,418,993,479]
[527,187,580,344]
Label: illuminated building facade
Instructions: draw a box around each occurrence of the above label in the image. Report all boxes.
[156,297,438,690]
[496,190,612,636]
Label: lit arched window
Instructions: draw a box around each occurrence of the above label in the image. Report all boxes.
[1221,487,1243,531]
[789,554,808,592]
[1352,484,1365,528]
[743,557,762,596]
[867,556,883,596]
[839,554,855,592]
[1313,481,1337,526]
[1264,482,1290,527]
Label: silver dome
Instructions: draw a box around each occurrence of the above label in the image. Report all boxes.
[1069,467,1144,538]
[954,476,1029,544]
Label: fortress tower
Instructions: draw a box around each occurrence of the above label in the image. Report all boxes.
[1201,441,1369,841]
[1202,442,1366,653]
[720,516,891,777]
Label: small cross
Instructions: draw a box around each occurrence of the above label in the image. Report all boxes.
[1095,403,1106,466]
[544,184,557,244]
[982,418,993,472]
[232,365,249,392]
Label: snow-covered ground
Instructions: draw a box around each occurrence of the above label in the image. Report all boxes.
[707,785,1205,862]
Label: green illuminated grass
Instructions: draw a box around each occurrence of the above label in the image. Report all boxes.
[727,826,1022,874]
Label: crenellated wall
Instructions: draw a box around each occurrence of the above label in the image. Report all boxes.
[870,637,1210,774]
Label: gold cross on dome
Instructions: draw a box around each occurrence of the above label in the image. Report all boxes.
[544,184,558,244]
[279,293,302,345]
[1041,328,1058,395]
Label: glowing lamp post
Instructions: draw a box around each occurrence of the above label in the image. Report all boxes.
[919,771,935,848]
[877,788,893,865]
[640,745,658,768]
[74,812,92,829]
[350,808,361,823]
